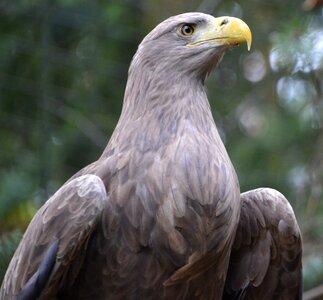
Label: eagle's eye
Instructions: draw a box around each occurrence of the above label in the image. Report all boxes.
[179,24,195,36]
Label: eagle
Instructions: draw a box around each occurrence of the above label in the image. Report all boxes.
[0,12,302,300]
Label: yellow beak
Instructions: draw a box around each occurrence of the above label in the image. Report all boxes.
[187,16,252,51]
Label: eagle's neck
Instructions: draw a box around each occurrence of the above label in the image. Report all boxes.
[102,60,220,156]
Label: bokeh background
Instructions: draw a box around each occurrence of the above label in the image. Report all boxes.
[0,0,322,294]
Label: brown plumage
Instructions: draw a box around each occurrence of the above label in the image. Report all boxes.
[0,12,302,300]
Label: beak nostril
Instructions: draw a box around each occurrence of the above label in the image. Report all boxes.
[220,19,229,26]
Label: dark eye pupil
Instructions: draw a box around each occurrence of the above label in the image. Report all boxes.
[181,25,194,35]
[184,26,191,33]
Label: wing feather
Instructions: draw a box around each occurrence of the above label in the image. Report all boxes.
[0,174,107,299]
[224,188,302,300]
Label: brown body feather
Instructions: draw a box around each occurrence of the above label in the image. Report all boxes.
[0,12,302,300]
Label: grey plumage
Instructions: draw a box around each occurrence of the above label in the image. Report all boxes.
[0,12,302,300]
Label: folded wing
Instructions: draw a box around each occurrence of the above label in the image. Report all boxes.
[223,188,302,300]
[0,174,107,299]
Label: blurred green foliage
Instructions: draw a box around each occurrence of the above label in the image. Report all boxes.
[0,230,23,281]
[0,0,322,292]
